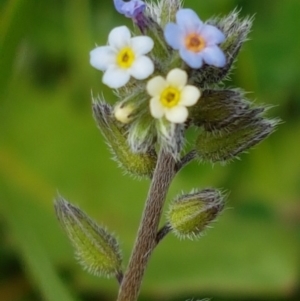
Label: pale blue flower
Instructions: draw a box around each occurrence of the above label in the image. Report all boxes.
[113,0,145,18]
[164,8,226,69]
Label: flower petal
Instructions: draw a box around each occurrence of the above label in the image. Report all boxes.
[164,23,183,50]
[165,106,188,123]
[90,46,116,71]
[180,86,201,106]
[176,9,203,33]
[150,97,165,118]
[108,26,131,50]
[201,46,226,67]
[179,47,203,69]
[166,68,187,88]
[130,56,154,79]
[147,76,168,97]
[113,0,145,18]
[102,66,130,88]
[201,24,225,45]
[131,36,154,55]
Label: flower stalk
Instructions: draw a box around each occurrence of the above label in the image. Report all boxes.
[117,149,176,301]
[54,1,279,301]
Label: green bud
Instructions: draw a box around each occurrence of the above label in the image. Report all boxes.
[189,89,256,131]
[190,10,253,86]
[93,100,157,178]
[167,189,225,239]
[136,0,183,72]
[195,111,279,163]
[133,15,169,66]
[54,196,122,278]
[153,0,182,27]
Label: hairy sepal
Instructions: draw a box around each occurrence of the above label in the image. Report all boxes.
[167,188,225,239]
[54,196,122,278]
[93,100,157,178]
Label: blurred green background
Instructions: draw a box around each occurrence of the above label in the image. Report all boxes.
[0,0,300,300]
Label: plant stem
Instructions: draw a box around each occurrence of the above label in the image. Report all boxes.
[156,223,172,245]
[117,149,176,301]
[175,149,197,172]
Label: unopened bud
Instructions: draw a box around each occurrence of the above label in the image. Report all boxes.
[195,112,279,163]
[189,89,252,131]
[93,100,157,178]
[114,103,135,124]
[54,196,122,278]
[167,189,225,239]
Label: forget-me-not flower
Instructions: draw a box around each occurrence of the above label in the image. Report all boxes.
[90,26,154,89]
[164,8,226,69]
[113,0,145,18]
[147,68,201,123]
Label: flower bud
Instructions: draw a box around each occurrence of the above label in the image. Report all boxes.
[153,0,181,27]
[189,89,253,131]
[54,196,122,278]
[167,189,225,239]
[93,99,157,178]
[127,113,156,153]
[114,102,135,124]
[195,111,279,163]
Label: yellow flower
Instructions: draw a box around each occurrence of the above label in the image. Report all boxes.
[147,68,201,123]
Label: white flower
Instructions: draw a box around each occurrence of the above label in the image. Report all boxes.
[90,26,154,89]
[146,68,201,123]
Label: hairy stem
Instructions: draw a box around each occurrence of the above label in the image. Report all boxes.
[117,149,176,301]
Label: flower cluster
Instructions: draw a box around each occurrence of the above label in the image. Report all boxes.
[90,0,276,164]
[56,2,278,300]
[90,1,228,157]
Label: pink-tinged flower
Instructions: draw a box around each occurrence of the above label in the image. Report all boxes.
[147,68,201,124]
[113,0,145,18]
[90,26,154,89]
[164,8,226,69]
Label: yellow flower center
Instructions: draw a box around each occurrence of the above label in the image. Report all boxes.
[160,87,180,108]
[117,47,135,68]
[185,33,206,52]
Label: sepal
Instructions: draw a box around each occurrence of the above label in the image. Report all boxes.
[93,99,157,178]
[148,0,182,27]
[54,196,122,278]
[128,113,157,153]
[156,118,185,160]
[195,110,279,163]
[189,89,254,131]
[167,189,225,239]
